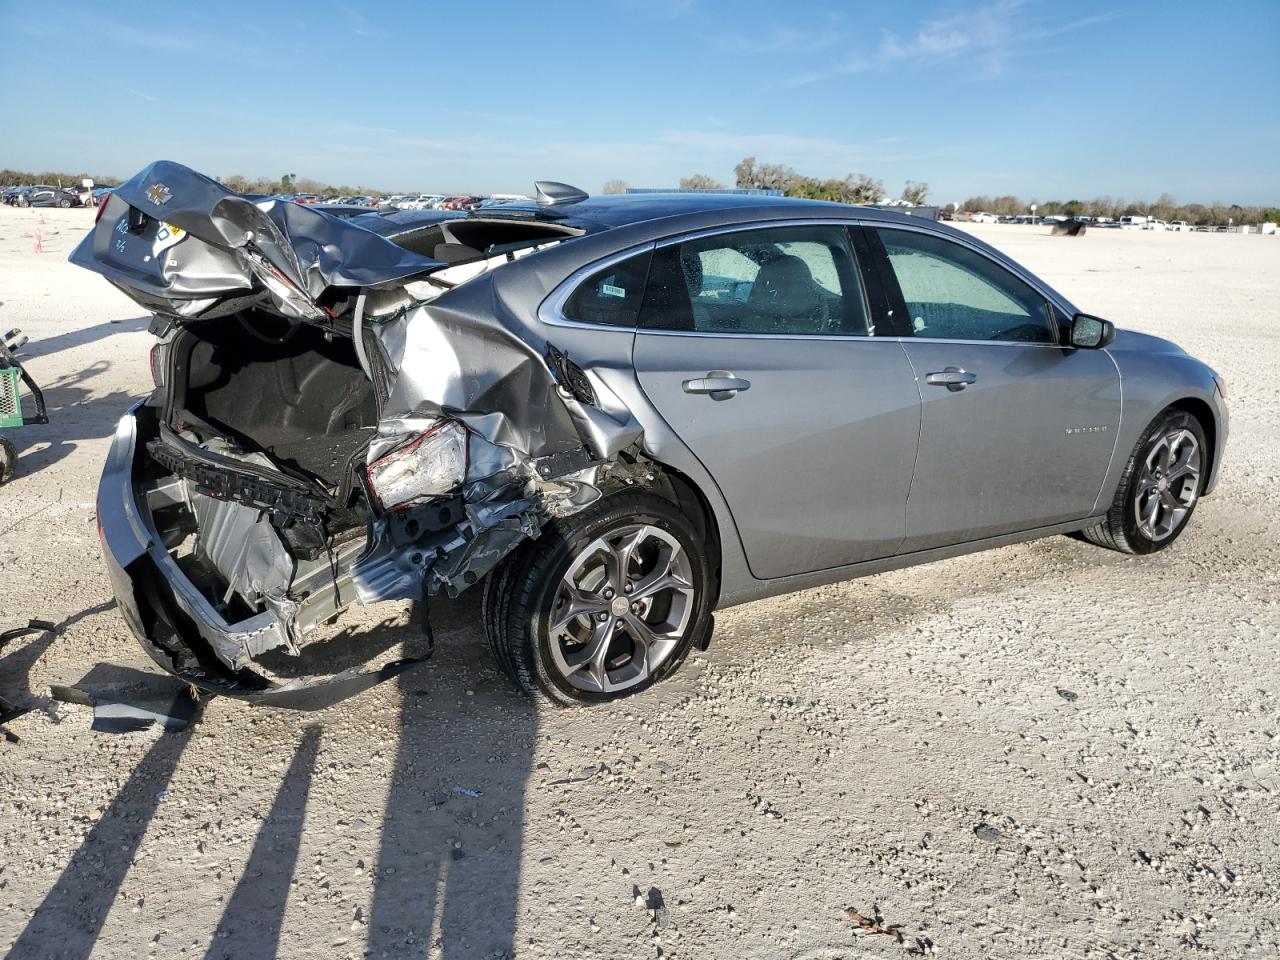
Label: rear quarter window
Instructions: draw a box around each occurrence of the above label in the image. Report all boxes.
[562,251,652,327]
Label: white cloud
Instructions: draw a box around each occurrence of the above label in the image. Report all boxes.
[780,1,1121,87]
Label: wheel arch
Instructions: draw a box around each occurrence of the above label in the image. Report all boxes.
[638,461,724,608]
[1166,395,1217,493]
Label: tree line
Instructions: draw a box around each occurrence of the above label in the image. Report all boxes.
[0,169,124,188]
[7,165,1276,224]
[606,157,928,206]
[611,158,1280,225]
[961,193,1280,226]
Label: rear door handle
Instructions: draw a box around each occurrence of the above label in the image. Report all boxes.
[682,371,751,400]
[925,367,977,391]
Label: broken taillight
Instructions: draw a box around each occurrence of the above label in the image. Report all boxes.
[366,420,469,509]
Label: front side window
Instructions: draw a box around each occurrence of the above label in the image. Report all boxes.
[639,225,870,336]
[562,250,652,327]
[876,229,1057,343]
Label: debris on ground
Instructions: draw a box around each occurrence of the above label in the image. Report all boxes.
[49,666,203,733]
[844,906,906,943]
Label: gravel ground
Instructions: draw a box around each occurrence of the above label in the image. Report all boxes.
[1,206,1277,960]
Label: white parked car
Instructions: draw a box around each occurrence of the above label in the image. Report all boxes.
[1143,219,1169,231]
[1119,216,1148,230]
[969,212,998,223]
[1169,221,1192,232]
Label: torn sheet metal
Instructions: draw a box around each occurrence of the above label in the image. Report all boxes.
[50,670,202,733]
[68,161,443,320]
[72,162,653,695]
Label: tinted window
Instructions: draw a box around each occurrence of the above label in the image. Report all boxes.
[640,225,870,336]
[562,251,652,327]
[877,229,1057,343]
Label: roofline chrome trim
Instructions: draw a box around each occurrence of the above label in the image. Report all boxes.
[538,217,1080,345]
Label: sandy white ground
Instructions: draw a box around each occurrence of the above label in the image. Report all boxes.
[0,205,1277,959]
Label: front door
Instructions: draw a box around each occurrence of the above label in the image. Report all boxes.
[869,226,1121,551]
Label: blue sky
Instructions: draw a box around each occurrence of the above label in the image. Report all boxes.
[1,0,1277,203]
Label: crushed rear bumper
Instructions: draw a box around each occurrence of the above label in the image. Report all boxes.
[97,402,417,703]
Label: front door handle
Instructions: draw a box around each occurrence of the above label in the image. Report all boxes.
[925,367,977,392]
[682,371,751,400]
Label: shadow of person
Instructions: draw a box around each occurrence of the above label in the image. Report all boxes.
[366,592,539,959]
[5,728,191,960]
[201,727,323,960]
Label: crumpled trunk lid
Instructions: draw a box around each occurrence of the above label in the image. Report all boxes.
[69,160,444,321]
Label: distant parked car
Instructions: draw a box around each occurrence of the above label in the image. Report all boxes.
[1119,216,1148,230]
[21,185,81,208]
[1169,221,1192,232]
[970,212,998,223]
[1143,219,1169,231]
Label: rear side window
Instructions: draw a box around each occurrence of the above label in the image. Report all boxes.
[562,251,652,327]
[876,228,1056,343]
[639,225,870,336]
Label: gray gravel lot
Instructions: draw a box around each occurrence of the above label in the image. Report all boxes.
[1,206,1277,959]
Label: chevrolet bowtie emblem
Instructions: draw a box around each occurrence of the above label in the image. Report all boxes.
[147,183,172,205]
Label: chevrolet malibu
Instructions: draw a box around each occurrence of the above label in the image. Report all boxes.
[74,162,1228,705]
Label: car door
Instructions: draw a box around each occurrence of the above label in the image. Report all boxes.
[631,223,922,579]
[867,225,1121,551]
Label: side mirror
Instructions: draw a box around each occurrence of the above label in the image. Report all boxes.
[1069,313,1115,349]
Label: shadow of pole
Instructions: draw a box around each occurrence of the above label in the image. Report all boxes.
[202,726,322,960]
[6,730,191,960]
[366,596,536,959]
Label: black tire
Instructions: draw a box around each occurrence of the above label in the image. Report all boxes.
[0,436,16,484]
[485,491,713,706]
[1080,408,1207,555]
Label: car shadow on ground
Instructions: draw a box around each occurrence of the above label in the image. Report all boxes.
[6,359,144,477]
[6,591,538,960]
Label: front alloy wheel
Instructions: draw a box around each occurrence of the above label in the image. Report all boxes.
[1081,408,1208,554]
[1132,427,1201,542]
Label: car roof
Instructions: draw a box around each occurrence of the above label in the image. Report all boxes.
[358,191,943,239]
[490,191,847,229]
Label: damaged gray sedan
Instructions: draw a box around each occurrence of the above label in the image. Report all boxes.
[76,162,1228,705]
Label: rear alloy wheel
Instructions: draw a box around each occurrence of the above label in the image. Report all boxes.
[485,491,712,705]
[1081,408,1207,554]
[58,199,71,208]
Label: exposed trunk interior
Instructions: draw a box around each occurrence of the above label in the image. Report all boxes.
[175,312,376,490]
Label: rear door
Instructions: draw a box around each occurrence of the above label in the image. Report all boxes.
[868,226,1121,551]
[631,223,921,579]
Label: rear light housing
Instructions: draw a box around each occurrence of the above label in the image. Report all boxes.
[366,420,469,510]
[149,342,166,388]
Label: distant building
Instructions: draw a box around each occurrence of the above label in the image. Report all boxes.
[625,187,785,196]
